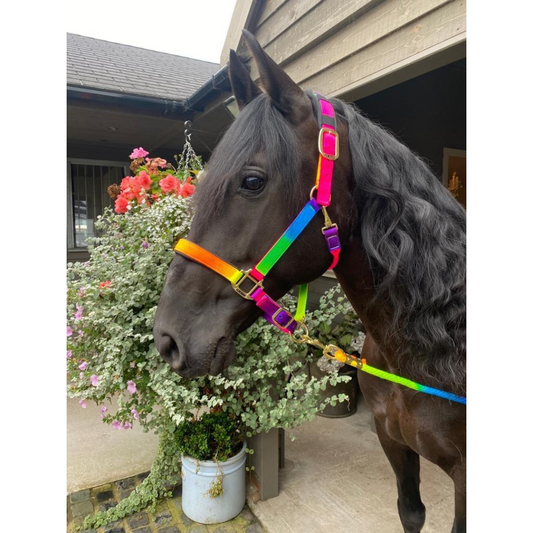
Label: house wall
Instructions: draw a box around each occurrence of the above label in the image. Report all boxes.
[355,58,466,178]
[239,0,466,101]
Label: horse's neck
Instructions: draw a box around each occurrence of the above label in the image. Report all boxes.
[333,236,394,360]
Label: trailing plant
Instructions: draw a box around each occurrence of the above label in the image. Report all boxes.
[68,147,360,529]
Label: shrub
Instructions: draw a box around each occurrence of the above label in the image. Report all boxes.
[67,147,361,529]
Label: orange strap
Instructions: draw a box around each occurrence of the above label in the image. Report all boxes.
[174,240,243,285]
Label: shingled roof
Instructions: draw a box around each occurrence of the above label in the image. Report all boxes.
[67,33,221,101]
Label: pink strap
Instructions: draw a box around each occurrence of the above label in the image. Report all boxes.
[316,99,337,207]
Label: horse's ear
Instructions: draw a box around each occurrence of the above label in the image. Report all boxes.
[228,49,262,111]
[242,29,311,122]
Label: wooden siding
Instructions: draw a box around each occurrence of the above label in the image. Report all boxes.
[243,0,466,99]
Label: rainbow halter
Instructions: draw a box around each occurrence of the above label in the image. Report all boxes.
[174,94,466,406]
[176,95,340,334]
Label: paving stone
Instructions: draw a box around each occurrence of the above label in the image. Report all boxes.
[126,512,149,529]
[211,525,236,533]
[70,489,91,503]
[115,477,136,490]
[96,490,115,502]
[239,507,255,524]
[137,471,150,482]
[153,510,173,527]
[158,527,182,533]
[92,483,113,493]
[170,496,182,512]
[188,526,209,533]
[118,488,134,500]
[130,528,152,533]
[244,523,264,533]
[103,520,122,531]
[79,529,96,533]
[99,501,118,512]
[71,499,94,518]
[102,528,125,533]
[179,513,194,527]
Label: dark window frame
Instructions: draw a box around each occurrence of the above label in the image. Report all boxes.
[67,158,129,251]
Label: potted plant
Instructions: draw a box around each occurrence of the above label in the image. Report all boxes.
[175,410,246,524]
[305,286,366,417]
[67,145,358,531]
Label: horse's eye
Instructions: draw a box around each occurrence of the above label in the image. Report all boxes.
[241,176,265,191]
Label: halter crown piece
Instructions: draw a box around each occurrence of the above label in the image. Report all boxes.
[174,94,466,406]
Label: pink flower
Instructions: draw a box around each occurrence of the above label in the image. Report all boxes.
[67,326,72,337]
[79,287,85,297]
[112,420,121,430]
[127,380,137,394]
[100,281,111,289]
[130,362,136,368]
[115,195,129,214]
[123,422,133,430]
[160,175,180,194]
[80,372,84,379]
[138,170,152,190]
[67,350,72,359]
[142,241,148,249]
[100,406,108,413]
[180,181,195,198]
[75,304,83,321]
[129,147,149,159]
[79,361,87,371]
[90,375,99,387]
[131,409,138,420]
[79,399,87,409]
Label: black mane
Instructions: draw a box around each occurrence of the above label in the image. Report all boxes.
[329,96,466,394]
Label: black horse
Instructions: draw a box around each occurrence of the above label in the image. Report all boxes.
[154,31,466,533]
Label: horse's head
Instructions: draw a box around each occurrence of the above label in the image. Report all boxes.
[153,31,352,377]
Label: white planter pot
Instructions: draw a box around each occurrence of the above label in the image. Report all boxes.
[181,441,246,524]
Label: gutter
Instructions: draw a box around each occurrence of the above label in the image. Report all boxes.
[67,64,230,118]
[67,86,188,118]
[183,64,230,112]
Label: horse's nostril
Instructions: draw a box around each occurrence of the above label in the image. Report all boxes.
[159,335,185,371]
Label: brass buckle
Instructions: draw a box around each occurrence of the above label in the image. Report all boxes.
[318,127,339,161]
[232,269,263,300]
[272,308,295,330]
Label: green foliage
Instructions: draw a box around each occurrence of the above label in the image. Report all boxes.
[67,155,364,529]
[174,411,243,462]
[80,423,181,530]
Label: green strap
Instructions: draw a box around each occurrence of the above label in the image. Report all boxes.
[294,284,309,322]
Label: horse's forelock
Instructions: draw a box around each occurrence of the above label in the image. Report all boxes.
[193,94,307,232]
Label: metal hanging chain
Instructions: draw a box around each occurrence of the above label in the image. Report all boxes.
[181,120,203,174]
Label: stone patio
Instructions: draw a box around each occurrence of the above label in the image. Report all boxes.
[67,472,264,533]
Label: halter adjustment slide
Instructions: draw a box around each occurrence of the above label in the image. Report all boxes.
[232,269,264,300]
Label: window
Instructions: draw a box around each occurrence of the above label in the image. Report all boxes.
[67,160,128,249]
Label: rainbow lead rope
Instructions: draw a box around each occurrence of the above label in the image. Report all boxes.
[328,346,466,405]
